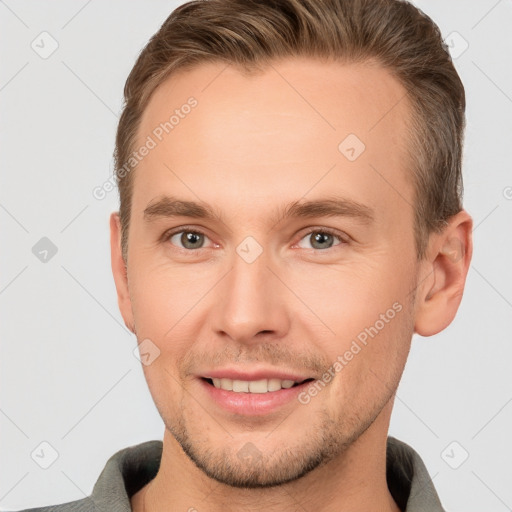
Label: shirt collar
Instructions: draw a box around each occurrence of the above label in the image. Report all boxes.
[89,437,445,511]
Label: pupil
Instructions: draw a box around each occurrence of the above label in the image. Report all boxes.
[312,232,332,249]
[183,232,203,249]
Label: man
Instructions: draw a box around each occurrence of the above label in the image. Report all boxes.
[17,0,472,510]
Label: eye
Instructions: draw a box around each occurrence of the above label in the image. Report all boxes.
[166,229,212,250]
[296,229,345,250]
[162,227,346,252]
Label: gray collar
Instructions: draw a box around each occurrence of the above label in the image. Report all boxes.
[83,436,445,512]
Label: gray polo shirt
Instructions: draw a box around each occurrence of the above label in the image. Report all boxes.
[12,437,445,511]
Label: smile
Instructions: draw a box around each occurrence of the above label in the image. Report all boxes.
[202,377,314,393]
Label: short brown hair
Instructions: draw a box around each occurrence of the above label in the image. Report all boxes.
[115,0,465,263]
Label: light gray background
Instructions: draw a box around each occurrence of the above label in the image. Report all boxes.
[1,1,511,510]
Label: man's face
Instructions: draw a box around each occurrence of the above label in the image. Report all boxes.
[121,58,421,487]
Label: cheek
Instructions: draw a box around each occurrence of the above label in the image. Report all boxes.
[285,254,405,335]
[317,302,413,427]
[128,266,202,403]
[128,258,214,337]
[296,254,415,383]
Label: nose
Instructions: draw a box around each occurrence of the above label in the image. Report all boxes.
[212,244,291,345]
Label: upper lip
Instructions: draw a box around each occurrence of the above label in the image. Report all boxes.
[199,367,315,382]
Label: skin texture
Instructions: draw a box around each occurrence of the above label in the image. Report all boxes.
[110,57,473,511]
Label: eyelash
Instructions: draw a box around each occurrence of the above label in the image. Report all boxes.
[161,225,348,252]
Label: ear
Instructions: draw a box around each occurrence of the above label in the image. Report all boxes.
[110,212,135,334]
[414,209,473,337]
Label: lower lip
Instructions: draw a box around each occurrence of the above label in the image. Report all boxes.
[199,378,314,416]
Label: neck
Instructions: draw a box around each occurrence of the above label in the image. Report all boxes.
[133,402,400,512]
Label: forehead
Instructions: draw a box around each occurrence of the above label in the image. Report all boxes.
[132,57,414,227]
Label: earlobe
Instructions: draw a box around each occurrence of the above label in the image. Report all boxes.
[414,210,473,337]
[110,212,135,334]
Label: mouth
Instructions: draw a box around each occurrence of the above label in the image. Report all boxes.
[201,377,315,393]
[197,372,318,416]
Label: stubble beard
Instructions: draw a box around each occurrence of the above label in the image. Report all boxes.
[163,390,394,489]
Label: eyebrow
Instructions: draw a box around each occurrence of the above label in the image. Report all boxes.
[143,195,374,226]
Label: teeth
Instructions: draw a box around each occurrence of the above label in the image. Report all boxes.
[268,378,282,392]
[248,379,268,393]
[220,378,233,391]
[210,378,302,393]
[232,380,249,392]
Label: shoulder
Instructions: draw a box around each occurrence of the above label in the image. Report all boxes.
[9,496,94,512]
[9,440,163,512]
[386,436,446,512]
